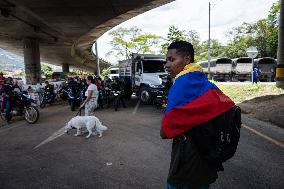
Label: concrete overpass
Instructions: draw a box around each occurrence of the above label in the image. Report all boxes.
[0,0,173,84]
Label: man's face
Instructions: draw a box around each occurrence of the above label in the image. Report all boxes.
[165,49,190,78]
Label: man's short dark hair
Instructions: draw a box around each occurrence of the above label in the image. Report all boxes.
[168,41,195,63]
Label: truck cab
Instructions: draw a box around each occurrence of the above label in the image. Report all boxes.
[108,67,119,80]
[232,57,252,81]
[213,58,233,81]
[119,54,167,104]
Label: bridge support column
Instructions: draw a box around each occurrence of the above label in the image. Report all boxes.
[276,0,284,89]
[62,63,70,73]
[23,38,41,84]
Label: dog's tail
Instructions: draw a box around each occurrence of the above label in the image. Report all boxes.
[97,120,108,131]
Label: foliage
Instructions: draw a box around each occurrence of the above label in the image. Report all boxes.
[161,26,187,54]
[41,64,53,78]
[0,69,5,75]
[106,1,280,63]
[101,68,110,80]
[221,1,280,59]
[268,0,280,26]
[161,25,224,62]
[107,26,162,60]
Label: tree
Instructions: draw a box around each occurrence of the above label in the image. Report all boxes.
[186,30,201,57]
[222,17,278,59]
[101,68,110,79]
[161,26,187,53]
[41,64,53,78]
[107,26,162,60]
[132,34,161,54]
[268,0,280,27]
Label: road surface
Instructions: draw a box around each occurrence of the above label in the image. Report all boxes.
[0,99,283,189]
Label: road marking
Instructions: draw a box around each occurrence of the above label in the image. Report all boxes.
[132,100,141,115]
[242,124,284,149]
[33,126,66,149]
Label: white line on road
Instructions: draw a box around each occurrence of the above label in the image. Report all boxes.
[242,124,284,149]
[33,126,66,150]
[132,100,141,115]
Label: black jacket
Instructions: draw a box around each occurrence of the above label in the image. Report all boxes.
[167,132,218,189]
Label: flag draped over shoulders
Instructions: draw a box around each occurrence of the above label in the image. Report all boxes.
[162,63,235,139]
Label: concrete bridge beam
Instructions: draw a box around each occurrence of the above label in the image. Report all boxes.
[62,63,70,73]
[23,38,41,84]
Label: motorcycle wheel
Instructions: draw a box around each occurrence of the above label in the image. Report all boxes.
[40,100,46,109]
[71,101,75,111]
[24,105,39,124]
[114,98,119,111]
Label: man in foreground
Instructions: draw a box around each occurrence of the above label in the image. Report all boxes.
[161,41,235,189]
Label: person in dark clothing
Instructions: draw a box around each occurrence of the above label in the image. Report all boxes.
[164,75,173,95]
[161,41,234,189]
[44,81,55,101]
[1,77,14,122]
[110,79,126,108]
[252,68,259,84]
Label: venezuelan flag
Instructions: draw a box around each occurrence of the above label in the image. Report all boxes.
[162,63,235,139]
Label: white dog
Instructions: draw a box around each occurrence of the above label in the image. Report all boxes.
[65,116,107,138]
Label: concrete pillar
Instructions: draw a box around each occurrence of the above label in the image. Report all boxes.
[276,0,284,89]
[62,63,70,73]
[23,38,41,84]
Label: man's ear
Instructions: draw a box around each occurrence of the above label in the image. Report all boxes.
[184,55,191,65]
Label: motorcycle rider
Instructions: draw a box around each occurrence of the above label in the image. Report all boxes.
[44,80,55,101]
[111,78,126,108]
[1,77,14,123]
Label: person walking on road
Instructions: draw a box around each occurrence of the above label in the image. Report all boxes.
[80,75,98,116]
[160,41,235,189]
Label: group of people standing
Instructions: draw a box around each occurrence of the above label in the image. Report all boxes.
[67,75,125,116]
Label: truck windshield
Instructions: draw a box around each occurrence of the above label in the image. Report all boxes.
[216,58,232,64]
[143,60,166,73]
[236,58,252,63]
[258,58,276,64]
[110,70,118,74]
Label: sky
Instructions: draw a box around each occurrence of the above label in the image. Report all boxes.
[96,0,277,64]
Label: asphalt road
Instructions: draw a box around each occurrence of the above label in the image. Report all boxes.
[0,99,283,189]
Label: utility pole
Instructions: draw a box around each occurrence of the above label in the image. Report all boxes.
[94,41,100,77]
[208,1,211,79]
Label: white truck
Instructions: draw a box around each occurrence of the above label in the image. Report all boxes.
[212,58,233,81]
[119,53,167,104]
[232,57,253,81]
[108,67,119,80]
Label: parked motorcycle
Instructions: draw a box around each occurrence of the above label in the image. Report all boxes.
[153,90,167,110]
[57,86,68,101]
[40,89,55,108]
[0,91,40,124]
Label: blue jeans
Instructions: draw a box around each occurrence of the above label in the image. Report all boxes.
[167,182,209,189]
[5,100,12,121]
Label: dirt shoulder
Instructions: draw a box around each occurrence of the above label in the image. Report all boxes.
[238,94,284,128]
[216,82,284,129]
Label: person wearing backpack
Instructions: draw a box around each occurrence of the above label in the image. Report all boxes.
[161,41,239,189]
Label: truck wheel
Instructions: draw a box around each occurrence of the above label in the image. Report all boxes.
[139,87,152,104]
